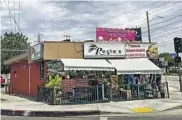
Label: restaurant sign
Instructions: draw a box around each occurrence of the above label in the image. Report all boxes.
[84,42,125,58]
[125,43,158,58]
[31,43,43,61]
[96,27,135,42]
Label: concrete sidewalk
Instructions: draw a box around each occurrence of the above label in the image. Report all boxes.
[1,93,182,117]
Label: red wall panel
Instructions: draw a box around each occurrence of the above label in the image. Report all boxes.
[10,59,44,97]
[29,62,44,96]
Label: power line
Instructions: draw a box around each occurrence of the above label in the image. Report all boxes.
[150,1,179,14]
[8,0,12,32]
[150,13,182,27]
[4,0,22,33]
[34,33,44,44]
[142,25,182,38]
[158,34,182,45]
[139,3,182,31]
[158,42,173,46]
[142,18,182,33]
[142,27,182,42]
[137,2,178,27]
[1,49,28,52]
[152,27,182,39]
[151,2,182,17]
[13,0,16,32]
[132,2,172,26]
[103,1,157,25]
[18,0,20,28]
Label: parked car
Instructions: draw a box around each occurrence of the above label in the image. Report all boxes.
[0,76,5,87]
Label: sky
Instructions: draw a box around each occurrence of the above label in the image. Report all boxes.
[1,0,182,54]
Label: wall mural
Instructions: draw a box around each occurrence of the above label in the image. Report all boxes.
[47,61,64,74]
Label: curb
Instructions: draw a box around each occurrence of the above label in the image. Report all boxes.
[162,104,182,112]
[1,109,100,117]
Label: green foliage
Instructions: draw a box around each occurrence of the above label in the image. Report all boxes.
[1,32,30,74]
[159,53,175,67]
[45,73,62,88]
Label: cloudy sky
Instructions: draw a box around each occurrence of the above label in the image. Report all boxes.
[1,0,182,53]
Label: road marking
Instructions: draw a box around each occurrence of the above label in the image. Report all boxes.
[100,117,108,120]
[131,107,153,113]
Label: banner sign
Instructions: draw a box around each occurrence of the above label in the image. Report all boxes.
[126,28,142,41]
[96,27,135,42]
[125,43,158,58]
[31,43,43,61]
[84,42,126,58]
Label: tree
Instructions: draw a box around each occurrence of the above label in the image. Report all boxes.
[159,53,175,67]
[1,32,30,74]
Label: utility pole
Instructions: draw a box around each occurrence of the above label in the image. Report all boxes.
[34,33,43,44]
[146,11,151,43]
[174,37,182,92]
[177,53,182,92]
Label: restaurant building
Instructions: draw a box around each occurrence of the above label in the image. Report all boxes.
[5,40,162,97]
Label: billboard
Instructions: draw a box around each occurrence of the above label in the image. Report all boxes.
[84,42,126,58]
[96,27,135,42]
[125,43,158,58]
[126,28,142,41]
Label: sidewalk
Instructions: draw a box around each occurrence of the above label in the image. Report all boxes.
[1,92,182,117]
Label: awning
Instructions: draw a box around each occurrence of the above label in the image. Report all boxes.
[109,58,162,74]
[60,59,115,71]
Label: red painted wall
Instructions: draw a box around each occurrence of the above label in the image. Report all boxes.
[10,59,44,97]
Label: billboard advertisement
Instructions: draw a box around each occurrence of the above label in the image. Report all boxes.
[125,43,158,58]
[96,27,135,42]
[126,28,142,41]
[84,42,126,58]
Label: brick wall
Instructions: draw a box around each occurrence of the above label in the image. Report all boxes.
[62,79,89,93]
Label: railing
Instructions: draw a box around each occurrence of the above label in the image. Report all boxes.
[37,86,54,105]
[110,82,169,101]
[37,82,169,105]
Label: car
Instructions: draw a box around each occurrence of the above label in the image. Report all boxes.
[0,76,5,87]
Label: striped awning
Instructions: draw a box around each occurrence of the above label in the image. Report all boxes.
[60,59,115,71]
[109,58,162,74]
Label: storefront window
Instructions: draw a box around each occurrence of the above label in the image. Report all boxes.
[40,61,44,79]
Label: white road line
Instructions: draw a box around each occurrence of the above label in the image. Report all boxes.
[100,117,108,120]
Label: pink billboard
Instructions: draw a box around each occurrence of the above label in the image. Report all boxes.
[96,27,135,42]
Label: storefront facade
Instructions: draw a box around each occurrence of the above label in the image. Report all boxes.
[5,41,162,98]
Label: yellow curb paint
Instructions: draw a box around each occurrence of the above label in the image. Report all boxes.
[131,107,153,113]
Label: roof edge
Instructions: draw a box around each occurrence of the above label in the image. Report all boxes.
[4,52,29,65]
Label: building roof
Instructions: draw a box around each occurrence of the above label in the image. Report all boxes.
[4,52,29,65]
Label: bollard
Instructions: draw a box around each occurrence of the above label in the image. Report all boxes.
[102,84,105,100]
[96,85,99,101]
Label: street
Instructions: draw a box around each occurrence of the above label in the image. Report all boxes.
[2,109,182,120]
[2,114,182,120]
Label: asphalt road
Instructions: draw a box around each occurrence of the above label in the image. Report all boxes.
[2,114,182,120]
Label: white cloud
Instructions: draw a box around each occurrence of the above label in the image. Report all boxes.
[1,1,182,53]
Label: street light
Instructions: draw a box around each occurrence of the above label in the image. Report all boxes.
[146,11,164,43]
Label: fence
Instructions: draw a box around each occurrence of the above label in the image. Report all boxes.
[37,82,169,105]
[37,86,54,105]
[110,82,169,101]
